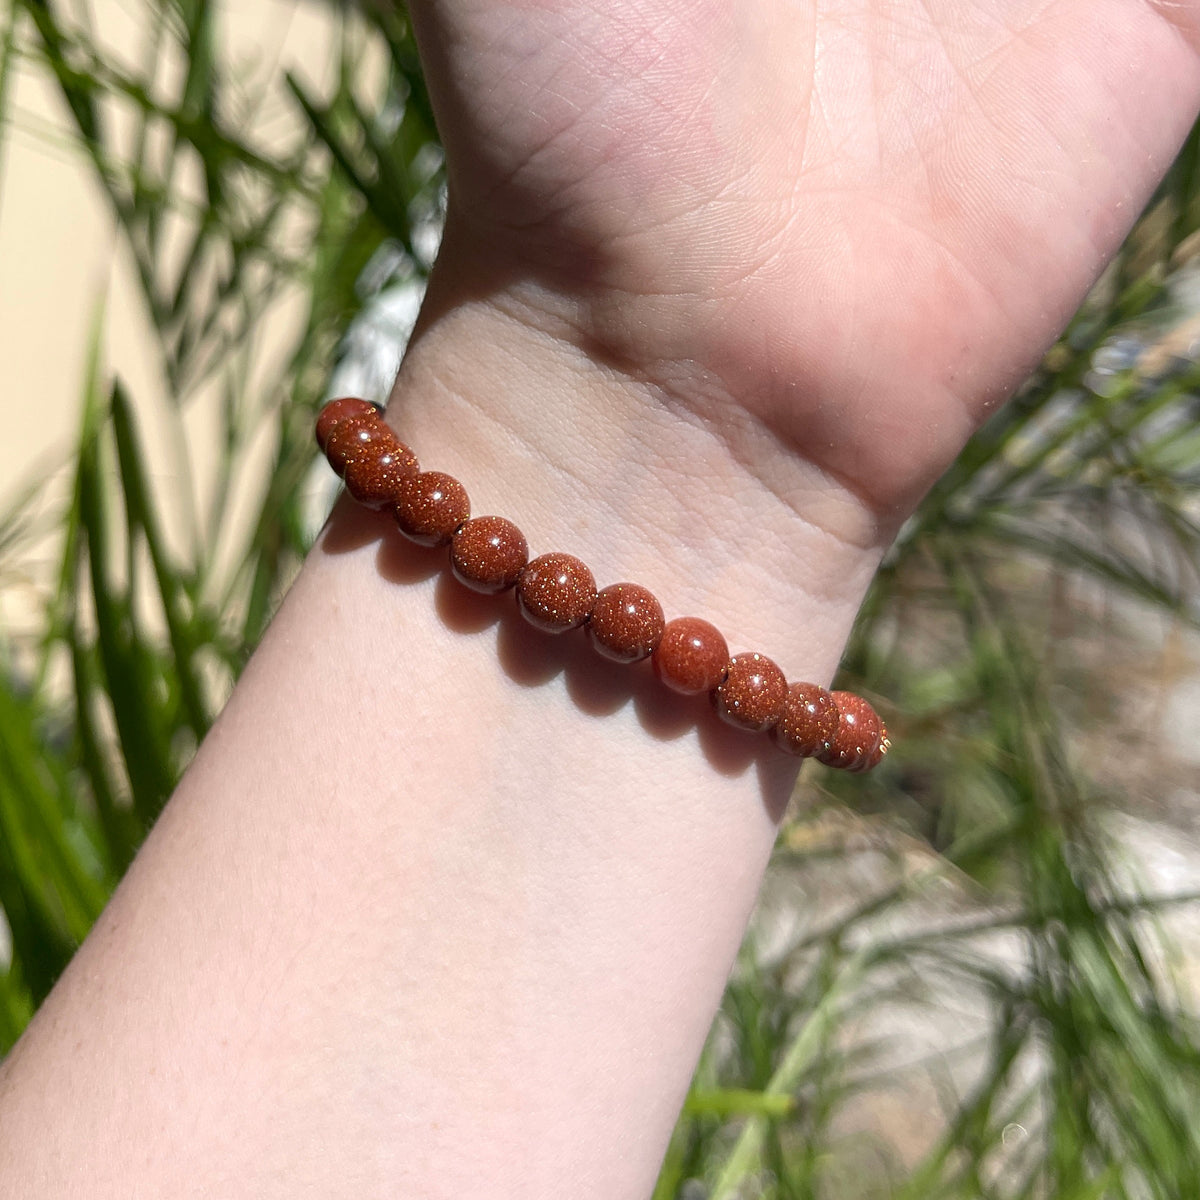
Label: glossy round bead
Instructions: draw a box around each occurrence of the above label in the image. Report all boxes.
[713,652,787,732]
[324,412,395,477]
[817,691,884,770]
[772,682,840,758]
[315,396,378,450]
[393,471,471,547]
[587,582,665,663]
[652,617,729,695]
[450,516,529,594]
[516,553,597,633]
[344,438,419,509]
[849,722,890,773]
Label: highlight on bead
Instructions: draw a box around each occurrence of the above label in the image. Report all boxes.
[450,516,529,594]
[315,398,891,769]
[516,552,597,633]
[713,652,787,732]
[324,412,393,478]
[817,691,886,771]
[315,395,378,451]
[394,470,471,547]
[345,437,419,509]
[772,682,839,758]
[587,583,665,663]
[652,617,729,695]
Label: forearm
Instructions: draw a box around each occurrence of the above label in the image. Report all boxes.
[0,278,882,1197]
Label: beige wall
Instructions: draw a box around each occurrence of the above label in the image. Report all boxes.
[0,0,344,636]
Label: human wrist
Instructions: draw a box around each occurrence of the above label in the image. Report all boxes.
[380,254,886,685]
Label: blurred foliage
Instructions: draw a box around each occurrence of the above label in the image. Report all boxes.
[2,2,1200,1195]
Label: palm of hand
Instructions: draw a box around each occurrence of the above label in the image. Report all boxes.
[413,0,1200,514]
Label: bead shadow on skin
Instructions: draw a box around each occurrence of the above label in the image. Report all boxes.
[696,689,793,787]
[564,630,799,798]
[562,645,654,720]
[493,601,582,690]
[631,679,701,742]
[318,495,387,557]
[319,496,445,587]
[433,568,508,636]
[490,607,791,783]
[753,753,802,824]
[494,605,657,718]
[322,495,799,791]
[375,523,445,587]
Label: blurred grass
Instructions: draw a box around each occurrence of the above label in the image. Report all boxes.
[2,2,1200,1196]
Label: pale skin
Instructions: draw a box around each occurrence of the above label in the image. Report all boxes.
[1,2,1198,1195]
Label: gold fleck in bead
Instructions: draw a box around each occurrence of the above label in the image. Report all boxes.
[450,516,529,594]
[394,471,471,547]
[324,412,395,477]
[713,652,787,732]
[817,691,884,770]
[772,682,839,758]
[315,396,378,451]
[849,722,890,773]
[587,583,665,663]
[516,553,597,633]
[344,438,419,509]
[652,617,729,695]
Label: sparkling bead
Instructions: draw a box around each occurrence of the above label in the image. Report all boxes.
[516,553,597,633]
[713,652,787,732]
[344,438,419,509]
[849,722,890,773]
[394,471,471,547]
[315,396,378,451]
[324,413,395,477]
[450,516,529,594]
[817,691,884,770]
[772,682,839,757]
[652,617,729,695]
[587,583,665,663]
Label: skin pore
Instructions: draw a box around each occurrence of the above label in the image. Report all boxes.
[0,2,1197,1196]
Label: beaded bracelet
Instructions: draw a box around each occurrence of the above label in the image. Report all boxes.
[316,396,890,771]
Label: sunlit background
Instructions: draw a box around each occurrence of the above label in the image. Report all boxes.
[3,3,1200,1196]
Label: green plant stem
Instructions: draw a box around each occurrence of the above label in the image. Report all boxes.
[709,948,872,1200]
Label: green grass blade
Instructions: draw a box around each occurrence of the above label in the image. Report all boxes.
[0,962,35,1054]
[0,677,107,934]
[17,0,104,152]
[709,948,871,1199]
[68,633,139,874]
[110,381,209,739]
[285,71,410,242]
[0,0,20,211]
[77,391,176,828]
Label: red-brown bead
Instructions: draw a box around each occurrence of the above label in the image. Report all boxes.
[393,471,471,547]
[324,412,394,477]
[849,722,890,773]
[516,553,597,633]
[817,691,884,770]
[587,583,665,663]
[652,617,729,695]
[315,396,378,451]
[344,438,419,509]
[450,516,529,594]
[713,652,788,732]
[772,682,839,758]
